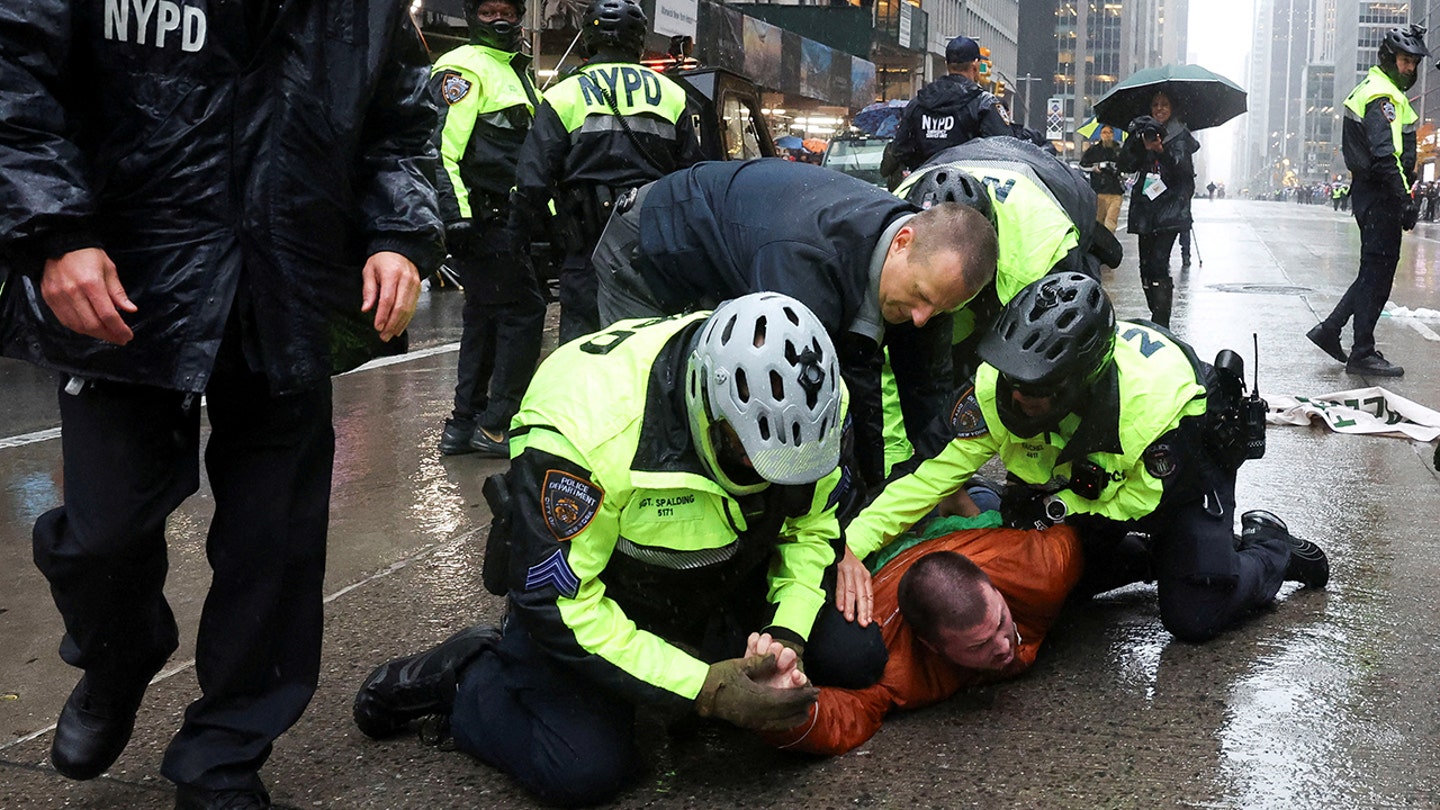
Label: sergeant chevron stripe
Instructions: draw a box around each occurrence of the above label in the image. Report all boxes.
[525,549,580,598]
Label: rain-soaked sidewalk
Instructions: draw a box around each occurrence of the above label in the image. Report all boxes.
[2,198,1439,808]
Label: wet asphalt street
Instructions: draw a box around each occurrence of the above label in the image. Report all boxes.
[2,197,1439,809]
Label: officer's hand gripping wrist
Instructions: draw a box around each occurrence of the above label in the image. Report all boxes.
[695,655,819,731]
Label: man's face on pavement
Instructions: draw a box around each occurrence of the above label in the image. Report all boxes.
[879,228,974,328]
[930,583,1019,671]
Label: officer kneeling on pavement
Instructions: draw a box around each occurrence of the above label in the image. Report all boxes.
[354,294,887,806]
[844,274,1330,644]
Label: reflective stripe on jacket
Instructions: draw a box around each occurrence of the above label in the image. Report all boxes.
[1343,66,1418,196]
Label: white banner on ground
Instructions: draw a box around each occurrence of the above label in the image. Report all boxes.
[1267,386,1440,441]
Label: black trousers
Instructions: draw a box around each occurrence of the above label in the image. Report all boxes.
[450,585,886,807]
[32,356,334,791]
[1137,229,1180,283]
[1322,196,1402,359]
[450,235,545,432]
[558,251,601,345]
[1070,416,1288,643]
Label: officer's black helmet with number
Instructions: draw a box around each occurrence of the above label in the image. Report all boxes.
[582,0,648,59]
[977,273,1116,437]
[686,293,843,495]
[1379,24,1430,89]
[904,165,996,228]
[465,0,525,51]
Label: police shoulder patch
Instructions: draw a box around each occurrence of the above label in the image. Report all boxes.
[542,469,604,541]
[950,386,989,439]
[1143,442,1178,479]
[1382,99,1397,123]
[441,72,473,105]
[995,99,1012,125]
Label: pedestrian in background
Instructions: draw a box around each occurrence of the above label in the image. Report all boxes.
[432,0,546,459]
[0,3,441,808]
[509,0,702,343]
[1119,90,1199,328]
[884,36,1011,176]
[1306,25,1428,377]
[1080,124,1126,237]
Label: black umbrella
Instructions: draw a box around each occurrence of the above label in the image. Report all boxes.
[1092,63,1247,131]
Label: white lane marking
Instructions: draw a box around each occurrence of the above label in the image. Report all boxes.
[0,342,461,449]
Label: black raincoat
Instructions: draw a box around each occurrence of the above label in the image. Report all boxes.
[0,0,445,394]
[1119,121,1199,235]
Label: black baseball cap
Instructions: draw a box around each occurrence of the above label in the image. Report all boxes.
[946,36,981,64]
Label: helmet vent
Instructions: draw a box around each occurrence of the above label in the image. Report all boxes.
[792,422,802,445]
[758,416,771,440]
[752,315,768,348]
[783,306,801,326]
[735,368,750,403]
[1056,310,1078,329]
[770,369,785,400]
[721,314,738,345]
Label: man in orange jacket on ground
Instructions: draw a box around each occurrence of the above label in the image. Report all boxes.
[759,522,1083,755]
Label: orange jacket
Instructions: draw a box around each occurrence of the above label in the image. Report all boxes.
[764,525,1083,755]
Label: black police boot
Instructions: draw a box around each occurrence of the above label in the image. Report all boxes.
[51,673,151,780]
[353,625,500,740]
[1304,322,1348,363]
[1346,350,1404,378]
[468,425,510,459]
[1241,510,1329,588]
[174,785,272,810]
[439,419,477,456]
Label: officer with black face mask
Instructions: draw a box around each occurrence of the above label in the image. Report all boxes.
[433,0,548,458]
[844,275,1330,644]
[1307,24,1430,378]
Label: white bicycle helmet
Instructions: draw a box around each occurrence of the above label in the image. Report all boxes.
[686,293,843,493]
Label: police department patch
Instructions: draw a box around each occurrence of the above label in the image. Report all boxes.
[995,99,1012,125]
[949,387,988,439]
[1382,100,1397,123]
[441,72,472,105]
[542,470,603,541]
[1143,442,1178,478]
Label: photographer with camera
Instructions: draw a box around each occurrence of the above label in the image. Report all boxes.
[1080,124,1126,240]
[840,274,1329,644]
[1118,92,1199,328]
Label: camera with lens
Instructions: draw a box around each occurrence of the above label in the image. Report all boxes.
[1208,349,1267,469]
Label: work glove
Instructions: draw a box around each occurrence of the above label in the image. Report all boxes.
[694,654,818,732]
[444,219,475,257]
[1402,198,1420,231]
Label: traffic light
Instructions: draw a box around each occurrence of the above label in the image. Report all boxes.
[978,45,991,75]
[994,81,1006,97]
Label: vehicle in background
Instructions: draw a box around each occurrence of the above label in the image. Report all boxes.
[821,133,892,187]
[672,67,778,161]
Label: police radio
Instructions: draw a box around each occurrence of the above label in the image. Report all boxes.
[1244,334,1268,460]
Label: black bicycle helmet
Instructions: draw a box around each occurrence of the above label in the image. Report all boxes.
[582,0,648,58]
[977,273,1116,437]
[1379,24,1430,89]
[904,165,996,227]
[466,0,525,51]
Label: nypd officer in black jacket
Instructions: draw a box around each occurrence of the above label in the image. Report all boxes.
[0,3,442,808]
[592,159,997,502]
[886,36,1012,174]
[509,0,702,342]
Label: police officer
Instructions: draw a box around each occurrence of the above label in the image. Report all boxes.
[510,0,702,342]
[843,275,1330,644]
[885,36,1012,174]
[590,159,998,501]
[894,136,1117,381]
[434,0,546,457]
[1307,24,1428,378]
[352,294,886,806]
